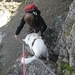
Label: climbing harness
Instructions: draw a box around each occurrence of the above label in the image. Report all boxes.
[19,39,56,75]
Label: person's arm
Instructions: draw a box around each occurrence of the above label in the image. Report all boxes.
[15,16,25,35]
[15,16,25,40]
[39,15,47,34]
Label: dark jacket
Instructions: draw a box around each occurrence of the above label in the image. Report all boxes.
[15,12,47,35]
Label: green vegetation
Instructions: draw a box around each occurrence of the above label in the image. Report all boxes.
[59,62,73,75]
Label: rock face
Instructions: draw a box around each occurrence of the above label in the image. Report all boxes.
[41,0,75,74]
[1,0,75,75]
[63,0,75,70]
[53,0,75,74]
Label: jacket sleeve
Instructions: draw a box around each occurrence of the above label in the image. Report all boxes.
[39,15,47,33]
[15,16,25,35]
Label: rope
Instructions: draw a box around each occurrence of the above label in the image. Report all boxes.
[34,55,56,75]
[19,39,56,75]
[19,40,26,75]
[22,44,26,75]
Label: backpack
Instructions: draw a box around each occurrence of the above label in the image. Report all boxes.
[24,4,41,14]
[24,4,37,13]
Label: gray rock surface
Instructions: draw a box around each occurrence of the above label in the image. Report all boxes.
[0,0,73,75]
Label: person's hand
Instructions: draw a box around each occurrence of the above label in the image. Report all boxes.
[15,35,19,40]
